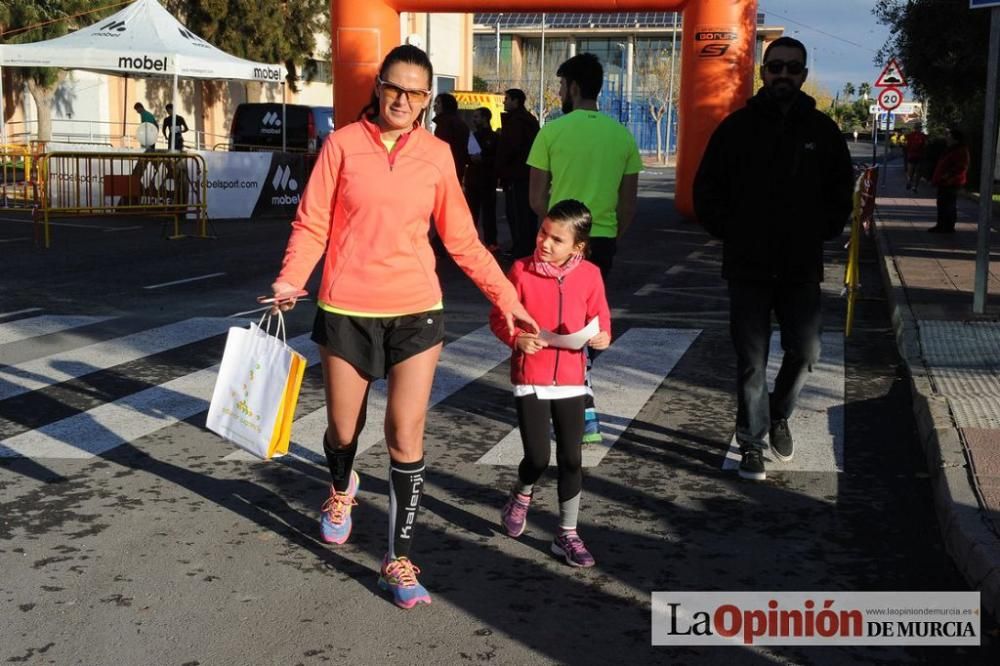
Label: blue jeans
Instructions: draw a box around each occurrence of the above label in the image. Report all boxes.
[728,281,822,452]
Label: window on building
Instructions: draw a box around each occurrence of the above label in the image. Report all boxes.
[635,38,678,56]
[473,34,515,86]
[303,58,332,84]
[520,38,571,71]
[435,76,456,95]
[575,39,626,92]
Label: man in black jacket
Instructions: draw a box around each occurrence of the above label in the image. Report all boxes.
[693,37,854,482]
[496,88,540,258]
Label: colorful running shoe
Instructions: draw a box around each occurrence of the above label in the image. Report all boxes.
[582,407,602,444]
[378,555,432,609]
[551,530,596,568]
[500,492,531,537]
[319,470,360,545]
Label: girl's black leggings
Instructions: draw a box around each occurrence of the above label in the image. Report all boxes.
[514,393,586,501]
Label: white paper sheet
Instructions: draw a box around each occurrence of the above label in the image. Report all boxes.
[539,317,600,350]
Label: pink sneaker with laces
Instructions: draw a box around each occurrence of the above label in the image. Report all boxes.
[500,492,531,537]
[551,530,596,567]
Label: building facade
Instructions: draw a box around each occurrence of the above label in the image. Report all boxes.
[472,11,783,155]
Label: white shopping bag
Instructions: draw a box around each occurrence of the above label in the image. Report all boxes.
[206,311,306,459]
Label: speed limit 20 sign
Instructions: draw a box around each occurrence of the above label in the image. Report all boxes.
[878,87,903,112]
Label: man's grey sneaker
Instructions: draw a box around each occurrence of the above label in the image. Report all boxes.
[738,448,766,481]
[769,419,794,462]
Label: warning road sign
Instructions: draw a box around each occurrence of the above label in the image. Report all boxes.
[878,87,903,111]
[875,58,907,87]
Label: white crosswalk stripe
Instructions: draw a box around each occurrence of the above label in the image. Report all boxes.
[0,314,848,471]
[0,307,43,320]
[722,332,845,473]
[0,318,237,402]
[0,315,117,346]
[0,333,318,459]
[224,325,511,463]
[476,328,701,467]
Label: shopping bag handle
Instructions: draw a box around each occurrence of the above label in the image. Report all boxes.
[256,308,288,345]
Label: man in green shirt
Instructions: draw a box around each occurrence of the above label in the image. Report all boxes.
[527,52,642,278]
[133,102,157,126]
[527,52,642,446]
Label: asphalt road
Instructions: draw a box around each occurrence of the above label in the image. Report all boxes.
[2,152,999,664]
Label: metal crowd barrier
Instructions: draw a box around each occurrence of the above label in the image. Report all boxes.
[844,166,879,337]
[0,143,41,210]
[35,151,209,248]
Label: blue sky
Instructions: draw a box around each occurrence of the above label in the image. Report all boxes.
[760,1,893,96]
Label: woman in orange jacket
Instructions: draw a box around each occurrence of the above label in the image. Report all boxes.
[269,45,536,609]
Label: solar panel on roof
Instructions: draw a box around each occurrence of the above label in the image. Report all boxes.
[472,12,679,30]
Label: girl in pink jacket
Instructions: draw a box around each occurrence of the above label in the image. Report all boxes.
[489,199,612,567]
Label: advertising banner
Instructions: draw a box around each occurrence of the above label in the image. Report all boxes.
[196,151,305,219]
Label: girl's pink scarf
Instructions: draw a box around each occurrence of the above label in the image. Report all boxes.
[531,249,584,279]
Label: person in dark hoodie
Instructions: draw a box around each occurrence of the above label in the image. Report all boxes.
[432,93,470,182]
[928,126,970,234]
[693,36,854,482]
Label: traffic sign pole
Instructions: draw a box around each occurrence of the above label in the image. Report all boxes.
[871,111,878,164]
[973,7,1000,313]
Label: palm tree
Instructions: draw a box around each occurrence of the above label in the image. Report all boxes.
[858,82,872,101]
[842,82,856,101]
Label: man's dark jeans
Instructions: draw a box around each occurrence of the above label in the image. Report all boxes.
[589,237,617,280]
[504,178,537,258]
[728,280,822,452]
[936,185,958,230]
[467,178,498,246]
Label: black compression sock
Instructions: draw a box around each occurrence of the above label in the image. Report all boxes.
[388,458,425,559]
[323,434,358,493]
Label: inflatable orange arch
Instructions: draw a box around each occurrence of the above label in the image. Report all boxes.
[331,0,758,218]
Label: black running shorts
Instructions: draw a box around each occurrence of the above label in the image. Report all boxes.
[311,308,445,379]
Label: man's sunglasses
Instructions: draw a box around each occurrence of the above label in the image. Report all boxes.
[763,60,805,76]
[377,77,431,103]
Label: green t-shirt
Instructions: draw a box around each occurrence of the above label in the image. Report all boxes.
[139,110,157,125]
[526,109,643,238]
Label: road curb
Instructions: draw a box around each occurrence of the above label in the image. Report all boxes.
[873,216,1000,621]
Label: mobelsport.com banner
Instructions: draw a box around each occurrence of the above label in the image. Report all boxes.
[652,592,980,646]
[197,151,306,219]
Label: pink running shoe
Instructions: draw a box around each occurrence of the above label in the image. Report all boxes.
[551,530,596,568]
[500,492,531,537]
[319,470,360,544]
[378,555,432,609]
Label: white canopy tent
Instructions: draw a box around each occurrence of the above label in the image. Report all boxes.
[0,0,285,149]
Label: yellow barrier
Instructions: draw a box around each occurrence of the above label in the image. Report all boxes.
[0,143,40,210]
[35,151,209,248]
[844,166,878,337]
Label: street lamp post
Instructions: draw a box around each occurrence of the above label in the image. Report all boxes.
[615,43,627,123]
[495,15,501,86]
[664,11,679,159]
[539,13,546,123]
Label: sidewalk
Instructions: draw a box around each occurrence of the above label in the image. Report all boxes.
[874,164,1000,620]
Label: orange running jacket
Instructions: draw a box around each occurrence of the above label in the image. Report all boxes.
[276,118,519,316]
